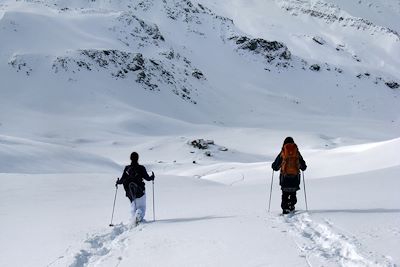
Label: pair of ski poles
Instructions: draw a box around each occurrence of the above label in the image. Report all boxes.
[267,171,308,212]
[109,180,156,227]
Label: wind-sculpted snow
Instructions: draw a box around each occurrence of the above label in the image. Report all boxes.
[0,135,120,173]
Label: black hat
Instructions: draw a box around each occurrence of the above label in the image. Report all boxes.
[283,137,294,145]
[130,152,139,162]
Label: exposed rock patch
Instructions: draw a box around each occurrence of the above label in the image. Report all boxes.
[51,49,200,102]
[276,0,400,41]
[110,12,165,49]
[229,36,291,67]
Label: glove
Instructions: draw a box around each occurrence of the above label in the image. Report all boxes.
[150,171,155,181]
[115,178,120,187]
[271,162,279,171]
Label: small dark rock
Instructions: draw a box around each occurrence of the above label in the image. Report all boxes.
[312,36,325,45]
[335,67,343,74]
[192,69,205,79]
[352,55,361,62]
[385,81,400,89]
[191,139,208,149]
[235,36,250,45]
[309,64,321,71]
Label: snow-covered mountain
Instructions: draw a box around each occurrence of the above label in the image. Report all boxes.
[0,0,399,266]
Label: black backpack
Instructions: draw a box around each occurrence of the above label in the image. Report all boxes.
[123,166,145,200]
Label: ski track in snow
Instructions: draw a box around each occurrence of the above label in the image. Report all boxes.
[68,223,145,267]
[278,213,396,267]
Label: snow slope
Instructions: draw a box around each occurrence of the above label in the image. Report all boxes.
[0,0,399,266]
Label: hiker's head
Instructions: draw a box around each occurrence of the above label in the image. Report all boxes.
[130,152,139,163]
[283,137,294,145]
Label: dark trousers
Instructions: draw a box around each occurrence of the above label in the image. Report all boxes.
[281,191,297,211]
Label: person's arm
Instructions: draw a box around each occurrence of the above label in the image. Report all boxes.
[271,153,282,171]
[116,166,129,186]
[299,152,307,171]
[140,166,155,181]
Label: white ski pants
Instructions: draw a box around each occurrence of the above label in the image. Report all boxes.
[131,193,146,221]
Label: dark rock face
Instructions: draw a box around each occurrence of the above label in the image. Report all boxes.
[53,50,161,90]
[229,36,292,65]
[51,49,202,103]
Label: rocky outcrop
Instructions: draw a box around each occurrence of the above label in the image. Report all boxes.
[385,81,400,89]
[51,49,202,103]
[276,0,400,41]
[189,139,228,157]
[229,36,292,67]
[163,0,213,22]
[111,12,165,49]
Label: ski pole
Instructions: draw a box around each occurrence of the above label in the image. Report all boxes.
[302,171,308,211]
[109,184,118,227]
[152,180,155,222]
[268,171,274,212]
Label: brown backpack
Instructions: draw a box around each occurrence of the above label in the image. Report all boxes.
[281,143,300,175]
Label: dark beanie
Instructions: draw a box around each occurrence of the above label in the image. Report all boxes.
[283,137,294,145]
[130,152,139,162]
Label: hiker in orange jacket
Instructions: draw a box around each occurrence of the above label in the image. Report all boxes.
[272,137,307,214]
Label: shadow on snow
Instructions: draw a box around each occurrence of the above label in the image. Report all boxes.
[309,208,400,214]
[151,215,235,224]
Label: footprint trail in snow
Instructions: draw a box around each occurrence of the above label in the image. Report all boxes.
[68,223,145,267]
[278,213,396,267]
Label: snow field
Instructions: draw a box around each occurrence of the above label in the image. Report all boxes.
[1,134,399,266]
[0,0,400,266]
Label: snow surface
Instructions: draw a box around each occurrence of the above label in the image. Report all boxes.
[0,0,399,266]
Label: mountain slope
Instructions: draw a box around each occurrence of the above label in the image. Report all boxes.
[0,0,400,266]
[1,0,399,134]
